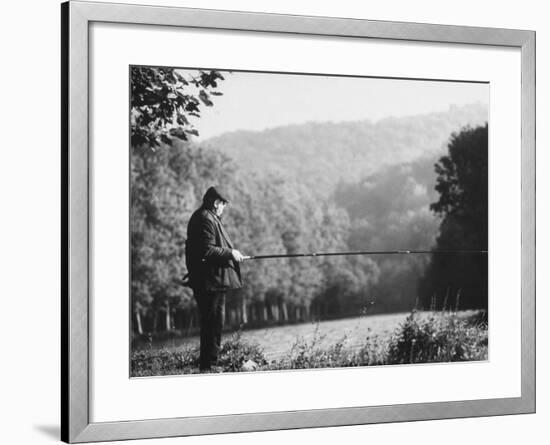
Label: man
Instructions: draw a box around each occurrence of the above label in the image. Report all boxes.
[185,186,245,371]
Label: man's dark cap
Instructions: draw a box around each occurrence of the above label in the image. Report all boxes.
[203,186,229,204]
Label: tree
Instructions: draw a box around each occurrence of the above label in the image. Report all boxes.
[130,66,228,335]
[419,124,488,309]
[131,67,224,149]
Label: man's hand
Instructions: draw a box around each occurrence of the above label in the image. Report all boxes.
[231,249,245,263]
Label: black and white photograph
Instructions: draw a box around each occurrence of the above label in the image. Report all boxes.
[130,66,489,376]
[1,0,543,443]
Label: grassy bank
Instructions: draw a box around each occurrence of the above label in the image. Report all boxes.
[131,310,488,376]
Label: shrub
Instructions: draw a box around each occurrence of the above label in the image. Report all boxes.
[352,333,389,366]
[268,310,487,370]
[216,332,268,372]
[278,335,350,369]
[131,345,200,376]
[385,310,488,364]
[130,332,267,376]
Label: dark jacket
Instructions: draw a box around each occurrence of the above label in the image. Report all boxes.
[185,207,242,291]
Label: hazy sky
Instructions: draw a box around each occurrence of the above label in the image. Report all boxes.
[184,70,489,140]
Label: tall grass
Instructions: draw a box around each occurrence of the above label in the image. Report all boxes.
[130,310,488,376]
[131,331,267,376]
[385,310,488,364]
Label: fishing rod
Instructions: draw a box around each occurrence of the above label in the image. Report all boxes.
[180,249,487,286]
[242,249,488,260]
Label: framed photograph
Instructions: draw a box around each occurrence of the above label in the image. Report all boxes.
[62,0,535,442]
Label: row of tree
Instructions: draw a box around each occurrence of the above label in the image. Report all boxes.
[131,140,381,334]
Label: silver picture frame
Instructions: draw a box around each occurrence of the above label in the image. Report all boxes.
[61,1,535,442]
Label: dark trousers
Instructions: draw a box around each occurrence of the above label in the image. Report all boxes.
[194,289,226,370]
